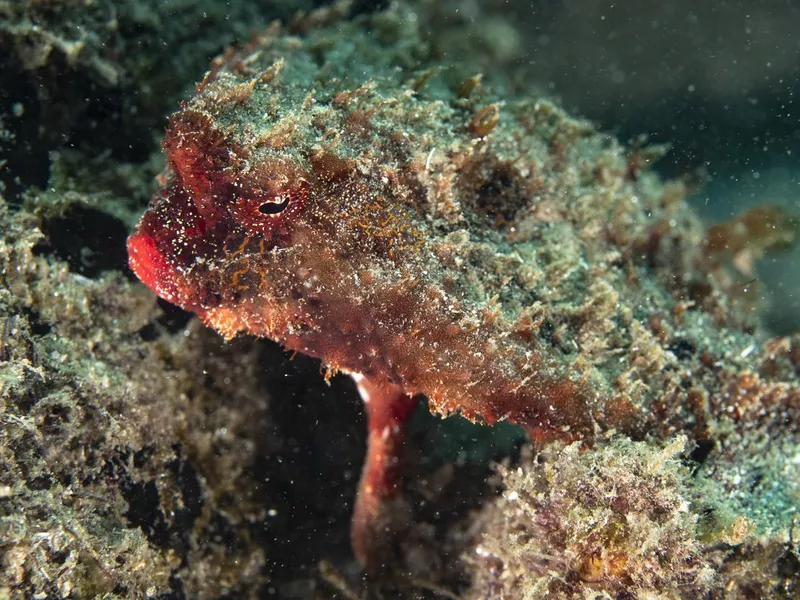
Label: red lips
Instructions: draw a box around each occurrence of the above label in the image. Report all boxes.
[127,229,182,306]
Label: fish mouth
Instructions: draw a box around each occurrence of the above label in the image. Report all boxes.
[127,227,208,315]
[127,229,179,304]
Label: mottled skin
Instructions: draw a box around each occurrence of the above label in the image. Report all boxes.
[128,4,800,569]
[128,103,587,565]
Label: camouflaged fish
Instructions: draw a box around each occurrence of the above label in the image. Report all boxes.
[128,3,800,568]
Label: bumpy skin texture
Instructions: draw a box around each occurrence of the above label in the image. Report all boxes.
[128,4,800,568]
[129,12,611,438]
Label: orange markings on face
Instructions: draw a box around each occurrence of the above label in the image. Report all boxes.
[230,266,251,291]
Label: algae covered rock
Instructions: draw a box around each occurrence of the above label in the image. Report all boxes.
[466,436,798,599]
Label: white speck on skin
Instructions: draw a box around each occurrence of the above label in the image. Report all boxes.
[425,147,436,171]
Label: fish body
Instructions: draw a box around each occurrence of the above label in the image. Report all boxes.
[128,4,796,568]
[129,10,623,437]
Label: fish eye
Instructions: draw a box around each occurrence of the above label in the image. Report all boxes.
[229,175,309,236]
[258,195,290,215]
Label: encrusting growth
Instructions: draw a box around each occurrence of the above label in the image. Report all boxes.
[127,0,800,572]
[466,436,774,599]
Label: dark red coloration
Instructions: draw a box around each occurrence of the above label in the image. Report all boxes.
[120,1,800,584]
[127,184,216,313]
[129,109,316,320]
[127,229,179,304]
[351,378,419,568]
[164,111,233,229]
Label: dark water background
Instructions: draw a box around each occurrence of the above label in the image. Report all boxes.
[508,0,800,332]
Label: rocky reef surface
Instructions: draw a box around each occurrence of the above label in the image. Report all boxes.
[1,1,799,599]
